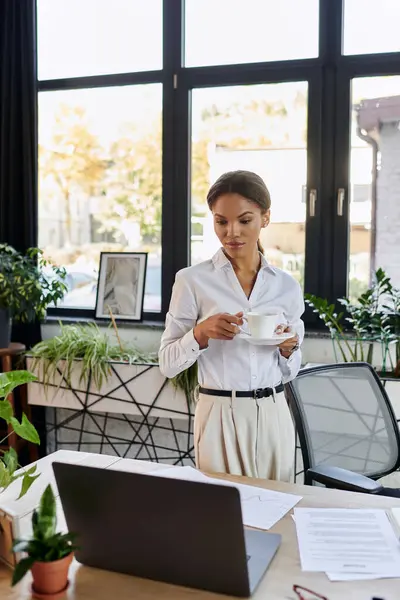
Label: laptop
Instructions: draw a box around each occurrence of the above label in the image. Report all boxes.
[52,462,281,597]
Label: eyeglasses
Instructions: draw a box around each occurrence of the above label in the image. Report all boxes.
[293,585,328,600]
[292,586,386,600]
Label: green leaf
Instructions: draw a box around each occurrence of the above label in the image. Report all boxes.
[11,556,35,586]
[3,448,18,476]
[10,413,40,444]
[0,461,12,489]
[31,508,39,536]
[37,485,57,539]
[26,464,38,475]
[17,471,41,500]
[0,371,37,400]
[0,399,13,423]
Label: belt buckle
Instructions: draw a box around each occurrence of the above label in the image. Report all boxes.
[253,388,264,399]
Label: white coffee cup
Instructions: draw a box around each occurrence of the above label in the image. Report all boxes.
[244,312,279,339]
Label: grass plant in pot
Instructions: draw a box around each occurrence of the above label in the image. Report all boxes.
[11,484,77,599]
[29,319,197,460]
[0,244,67,349]
[29,320,158,393]
[29,319,198,412]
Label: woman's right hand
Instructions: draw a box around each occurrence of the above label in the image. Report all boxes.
[194,312,243,349]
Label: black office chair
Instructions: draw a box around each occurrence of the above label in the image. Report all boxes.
[285,363,400,497]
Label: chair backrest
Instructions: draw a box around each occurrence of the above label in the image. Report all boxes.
[286,363,400,483]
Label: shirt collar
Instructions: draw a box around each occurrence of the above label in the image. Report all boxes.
[212,247,277,275]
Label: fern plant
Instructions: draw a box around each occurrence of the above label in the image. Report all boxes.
[305,268,400,375]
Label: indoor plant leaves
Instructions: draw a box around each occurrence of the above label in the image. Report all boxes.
[0,371,41,499]
[11,485,78,588]
[9,414,40,445]
[0,370,37,400]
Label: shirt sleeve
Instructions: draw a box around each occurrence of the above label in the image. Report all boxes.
[158,271,206,379]
[278,281,305,384]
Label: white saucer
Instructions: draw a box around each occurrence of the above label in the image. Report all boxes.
[237,331,293,346]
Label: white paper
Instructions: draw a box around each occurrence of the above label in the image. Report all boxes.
[291,512,400,581]
[390,507,400,538]
[152,466,301,530]
[326,571,400,581]
[294,508,400,575]
[152,466,210,483]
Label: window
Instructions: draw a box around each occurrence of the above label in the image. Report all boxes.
[185,0,319,67]
[34,1,400,325]
[190,82,308,287]
[38,85,162,312]
[343,0,400,56]
[348,76,400,299]
[37,0,162,80]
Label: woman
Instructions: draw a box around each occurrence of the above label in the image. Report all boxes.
[159,170,304,481]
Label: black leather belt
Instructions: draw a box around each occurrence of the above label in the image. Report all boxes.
[198,383,284,399]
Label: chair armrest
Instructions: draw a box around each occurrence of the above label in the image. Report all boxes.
[307,465,384,494]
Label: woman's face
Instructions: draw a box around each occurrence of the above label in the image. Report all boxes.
[212,193,269,258]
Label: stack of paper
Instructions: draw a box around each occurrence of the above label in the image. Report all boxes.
[294,507,400,581]
[389,507,400,538]
[152,466,302,530]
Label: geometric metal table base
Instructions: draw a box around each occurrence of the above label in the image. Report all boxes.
[46,406,195,465]
[27,360,195,466]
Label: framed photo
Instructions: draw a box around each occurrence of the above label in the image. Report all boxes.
[95,252,148,321]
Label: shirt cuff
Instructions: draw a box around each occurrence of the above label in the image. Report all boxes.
[181,328,208,360]
[279,349,296,362]
[278,348,296,375]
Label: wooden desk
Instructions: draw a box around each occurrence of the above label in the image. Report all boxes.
[1,474,399,600]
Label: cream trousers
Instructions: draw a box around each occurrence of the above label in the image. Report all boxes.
[194,391,295,482]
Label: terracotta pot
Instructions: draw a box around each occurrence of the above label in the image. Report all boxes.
[31,553,73,599]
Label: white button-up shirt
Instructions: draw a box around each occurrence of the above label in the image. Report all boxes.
[159,248,305,391]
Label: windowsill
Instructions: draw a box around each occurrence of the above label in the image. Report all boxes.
[304,329,332,339]
[44,314,332,337]
[44,314,165,330]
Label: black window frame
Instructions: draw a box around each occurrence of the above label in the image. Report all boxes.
[37,0,400,327]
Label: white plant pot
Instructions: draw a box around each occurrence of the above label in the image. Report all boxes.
[26,357,190,419]
[26,357,195,464]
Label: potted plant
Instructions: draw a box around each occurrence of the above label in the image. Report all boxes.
[0,244,68,348]
[29,320,198,409]
[28,321,159,391]
[305,268,400,378]
[384,284,400,377]
[26,322,194,462]
[11,484,77,598]
[0,370,41,499]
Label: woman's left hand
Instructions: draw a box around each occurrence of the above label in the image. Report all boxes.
[276,325,299,358]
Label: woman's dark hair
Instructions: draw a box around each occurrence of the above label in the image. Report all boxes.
[206,170,271,254]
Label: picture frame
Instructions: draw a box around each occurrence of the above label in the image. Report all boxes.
[95,252,148,322]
